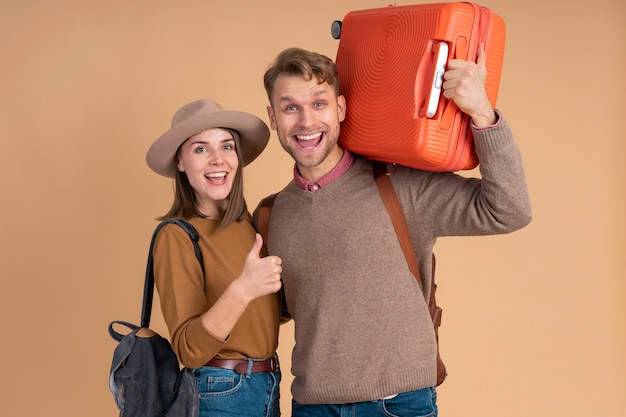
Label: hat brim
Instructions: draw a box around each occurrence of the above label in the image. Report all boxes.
[146,110,270,178]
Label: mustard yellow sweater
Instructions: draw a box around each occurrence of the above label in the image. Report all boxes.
[153,216,281,369]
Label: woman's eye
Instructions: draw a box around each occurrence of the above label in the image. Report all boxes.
[194,146,207,153]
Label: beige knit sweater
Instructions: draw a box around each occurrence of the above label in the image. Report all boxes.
[263,116,532,404]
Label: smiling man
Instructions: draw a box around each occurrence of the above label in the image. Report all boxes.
[267,71,346,180]
[255,47,531,417]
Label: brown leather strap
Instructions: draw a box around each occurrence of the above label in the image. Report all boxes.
[256,193,278,245]
[373,161,447,386]
[373,162,420,288]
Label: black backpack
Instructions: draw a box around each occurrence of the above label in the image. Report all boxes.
[108,218,202,417]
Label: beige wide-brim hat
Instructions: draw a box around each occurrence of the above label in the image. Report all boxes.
[146,99,270,178]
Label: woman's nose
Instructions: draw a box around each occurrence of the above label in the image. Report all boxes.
[208,149,224,164]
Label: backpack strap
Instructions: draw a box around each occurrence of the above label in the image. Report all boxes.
[140,218,203,328]
[254,193,278,245]
[253,193,292,322]
[373,162,421,285]
[372,161,446,385]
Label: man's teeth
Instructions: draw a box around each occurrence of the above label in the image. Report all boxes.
[296,133,322,141]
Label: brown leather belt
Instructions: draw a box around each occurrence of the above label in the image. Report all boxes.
[204,357,279,375]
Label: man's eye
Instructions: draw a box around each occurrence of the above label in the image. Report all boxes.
[285,105,296,111]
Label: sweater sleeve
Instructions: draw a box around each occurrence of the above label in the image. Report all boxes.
[400,111,532,238]
[471,111,532,231]
[152,224,226,368]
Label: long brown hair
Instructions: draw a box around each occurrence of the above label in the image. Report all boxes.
[159,128,248,229]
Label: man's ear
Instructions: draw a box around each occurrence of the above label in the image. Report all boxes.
[267,105,277,130]
[337,95,347,122]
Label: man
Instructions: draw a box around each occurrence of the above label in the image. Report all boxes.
[255,47,531,416]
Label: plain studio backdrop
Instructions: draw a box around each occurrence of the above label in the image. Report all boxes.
[1,1,624,416]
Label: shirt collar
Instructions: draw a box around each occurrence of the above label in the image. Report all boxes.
[294,150,355,192]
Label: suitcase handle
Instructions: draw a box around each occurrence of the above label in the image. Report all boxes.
[416,41,448,119]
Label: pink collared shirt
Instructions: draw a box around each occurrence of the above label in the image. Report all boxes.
[294,150,356,192]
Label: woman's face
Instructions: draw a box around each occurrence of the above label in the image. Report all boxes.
[176,128,239,217]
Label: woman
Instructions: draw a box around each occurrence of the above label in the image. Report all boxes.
[146,98,283,417]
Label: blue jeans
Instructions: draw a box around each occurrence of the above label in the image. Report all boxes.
[193,359,281,417]
[292,387,437,417]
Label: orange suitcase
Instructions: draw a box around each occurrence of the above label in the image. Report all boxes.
[332,2,506,171]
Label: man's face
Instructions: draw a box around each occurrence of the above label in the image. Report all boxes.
[267,75,346,180]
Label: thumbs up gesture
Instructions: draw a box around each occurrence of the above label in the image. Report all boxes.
[199,234,283,341]
[237,234,283,301]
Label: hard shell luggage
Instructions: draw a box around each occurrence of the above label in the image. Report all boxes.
[332,2,506,172]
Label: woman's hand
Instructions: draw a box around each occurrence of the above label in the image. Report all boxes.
[235,233,283,302]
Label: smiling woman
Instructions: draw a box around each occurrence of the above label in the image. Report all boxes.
[143,98,286,417]
[147,99,270,229]
[176,128,240,219]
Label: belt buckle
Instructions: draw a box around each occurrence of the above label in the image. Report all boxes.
[269,357,279,372]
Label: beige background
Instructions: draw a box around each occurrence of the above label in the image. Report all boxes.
[1,0,624,416]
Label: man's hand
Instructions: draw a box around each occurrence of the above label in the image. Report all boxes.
[442,44,496,127]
